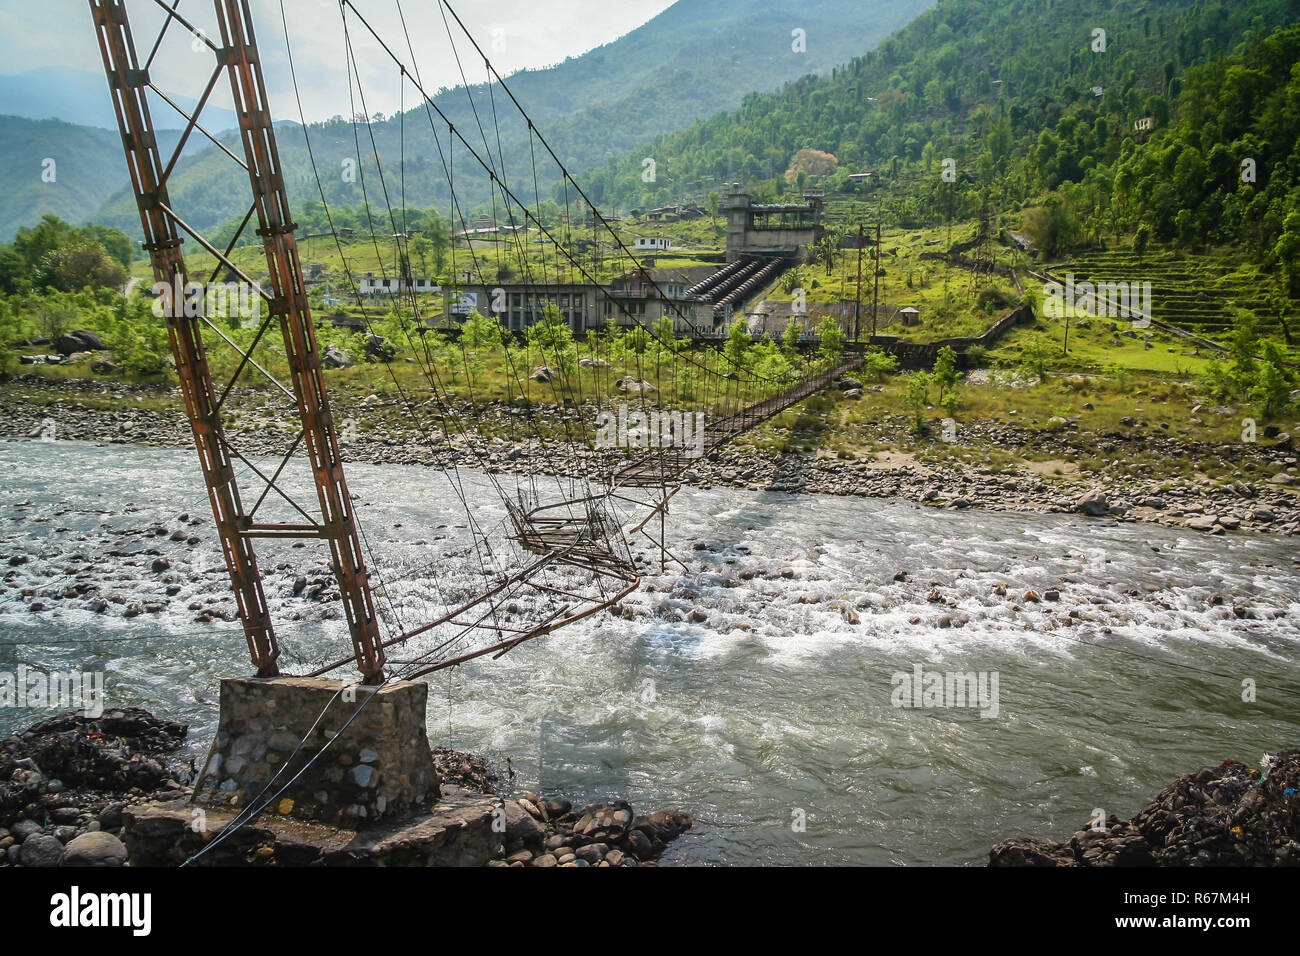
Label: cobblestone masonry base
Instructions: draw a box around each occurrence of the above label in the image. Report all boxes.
[191,676,440,826]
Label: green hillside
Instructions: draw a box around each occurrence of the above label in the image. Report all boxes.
[0,116,184,241]
[584,0,1299,217]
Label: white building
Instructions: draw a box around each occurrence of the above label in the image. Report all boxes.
[358,275,441,296]
[635,237,671,252]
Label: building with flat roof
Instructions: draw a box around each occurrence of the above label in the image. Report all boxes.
[439,270,723,338]
[722,188,824,262]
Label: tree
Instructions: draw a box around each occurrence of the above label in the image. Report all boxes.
[724,317,753,367]
[0,246,27,295]
[32,239,127,293]
[81,224,135,269]
[861,347,898,382]
[0,298,24,373]
[781,317,802,358]
[904,371,932,434]
[932,345,959,397]
[815,314,844,367]
[652,315,679,356]
[528,303,576,376]
[1019,337,1053,384]
[1249,361,1292,419]
[424,212,451,275]
[1273,212,1300,297]
[1133,223,1151,264]
[624,324,650,355]
[784,148,838,184]
[12,215,78,271]
[461,310,502,352]
[408,235,432,276]
[105,297,170,376]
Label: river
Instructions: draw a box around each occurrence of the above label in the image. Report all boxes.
[2,438,1297,865]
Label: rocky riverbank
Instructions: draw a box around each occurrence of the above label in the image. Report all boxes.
[0,708,187,868]
[0,707,690,867]
[989,749,1300,866]
[4,373,1298,536]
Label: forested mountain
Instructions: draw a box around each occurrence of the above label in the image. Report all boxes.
[585,0,1300,242]
[1103,23,1300,271]
[0,117,185,241]
[78,0,930,240]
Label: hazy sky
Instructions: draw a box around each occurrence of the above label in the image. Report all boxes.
[0,0,676,122]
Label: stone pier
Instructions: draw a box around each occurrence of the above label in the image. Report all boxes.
[122,675,503,866]
[192,676,440,826]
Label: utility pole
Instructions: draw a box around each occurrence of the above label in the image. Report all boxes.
[871,221,881,340]
[854,224,864,343]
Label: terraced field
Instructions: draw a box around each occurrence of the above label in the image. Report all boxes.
[1051,247,1282,340]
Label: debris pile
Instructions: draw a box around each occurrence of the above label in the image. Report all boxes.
[0,708,191,868]
[990,749,1300,866]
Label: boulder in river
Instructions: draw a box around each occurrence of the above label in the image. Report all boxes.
[63,831,128,867]
[19,833,65,867]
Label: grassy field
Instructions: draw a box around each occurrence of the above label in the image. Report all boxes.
[761,221,1027,341]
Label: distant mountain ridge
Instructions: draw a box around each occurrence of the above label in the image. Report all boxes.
[0,0,933,239]
[0,66,241,131]
[0,116,188,241]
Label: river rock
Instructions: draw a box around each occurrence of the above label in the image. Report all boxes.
[362,334,394,361]
[502,799,545,845]
[992,749,1300,866]
[1075,488,1110,516]
[11,819,43,841]
[323,345,353,369]
[19,833,65,867]
[62,831,128,867]
[542,796,571,818]
[987,837,1078,867]
[615,376,657,393]
[1070,821,1155,866]
[53,330,108,355]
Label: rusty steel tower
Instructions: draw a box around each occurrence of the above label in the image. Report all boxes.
[89,0,386,683]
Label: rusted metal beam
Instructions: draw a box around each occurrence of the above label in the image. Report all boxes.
[213,0,385,683]
[88,0,279,677]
